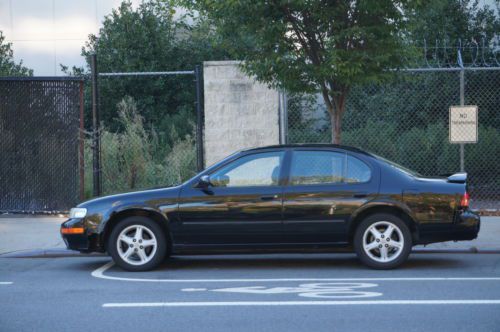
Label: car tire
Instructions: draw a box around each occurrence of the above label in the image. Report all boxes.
[108,216,167,272]
[354,213,412,269]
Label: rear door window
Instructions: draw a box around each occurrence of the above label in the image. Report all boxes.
[289,150,372,185]
[289,151,345,185]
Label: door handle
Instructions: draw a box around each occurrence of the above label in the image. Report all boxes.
[260,195,279,201]
[353,192,368,198]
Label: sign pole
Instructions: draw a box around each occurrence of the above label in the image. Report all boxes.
[195,65,204,172]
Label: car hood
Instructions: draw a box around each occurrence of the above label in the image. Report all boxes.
[77,186,181,210]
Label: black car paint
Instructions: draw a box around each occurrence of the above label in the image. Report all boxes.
[61,144,480,254]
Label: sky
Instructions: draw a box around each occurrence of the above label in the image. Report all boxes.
[0,0,497,76]
[0,0,144,75]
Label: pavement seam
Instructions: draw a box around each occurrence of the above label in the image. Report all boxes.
[2,247,500,259]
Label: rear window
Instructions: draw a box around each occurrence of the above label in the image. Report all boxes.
[373,154,422,177]
[346,155,371,183]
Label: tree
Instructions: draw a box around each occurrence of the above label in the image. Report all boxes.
[0,31,33,76]
[408,0,499,66]
[410,0,499,44]
[189,0,412,143]
[66,1,229,143]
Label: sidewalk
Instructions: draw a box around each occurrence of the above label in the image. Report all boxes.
[0,215,67,257]
[0,215,499,257]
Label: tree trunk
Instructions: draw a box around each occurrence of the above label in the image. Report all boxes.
[327,101,344,144]
[327,107,336,144]
[320,88,347,145]
[331,109,343,144]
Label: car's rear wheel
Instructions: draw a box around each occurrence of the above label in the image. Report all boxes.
[108,216,167,271]
[354,213,412,269]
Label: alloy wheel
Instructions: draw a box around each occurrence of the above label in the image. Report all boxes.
[362,221,404,263]
[116,225,158,266]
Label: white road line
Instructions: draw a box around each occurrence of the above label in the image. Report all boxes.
[0,282,13,285]
[182,288,208,292]
[103,300,500,308]
[92,261,500,283]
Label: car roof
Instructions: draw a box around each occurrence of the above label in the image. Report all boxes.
[241,144,374,157]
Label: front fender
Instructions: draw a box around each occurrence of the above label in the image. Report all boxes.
[97,204,170,234]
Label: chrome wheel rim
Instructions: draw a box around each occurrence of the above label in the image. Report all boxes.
[362,221,404,263]
[116,225,157,266]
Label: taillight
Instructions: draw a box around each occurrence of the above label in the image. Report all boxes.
[460,192,470,208]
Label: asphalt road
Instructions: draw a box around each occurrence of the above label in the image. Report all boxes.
[1,253,500,332]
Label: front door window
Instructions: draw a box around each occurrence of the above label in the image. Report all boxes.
[210,151,284,187]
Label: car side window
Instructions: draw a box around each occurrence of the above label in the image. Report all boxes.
[210,151,284,187]
[290,151,345,185]
[346,155,371,183]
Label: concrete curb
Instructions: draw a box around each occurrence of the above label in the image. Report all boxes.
[0,248,105,258]
[1,247,500,258]
[412,248,500,254]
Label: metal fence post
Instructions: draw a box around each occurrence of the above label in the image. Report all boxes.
[90,54,101,196]
[459,69,465,173]
[278,92,288,144]
[195,65,204,172]
[79,81,85,201]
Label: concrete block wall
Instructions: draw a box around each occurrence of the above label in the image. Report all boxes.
[203,61,279,167]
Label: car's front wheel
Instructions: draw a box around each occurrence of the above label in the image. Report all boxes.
[108,216,167,271]
[354,213,412,269]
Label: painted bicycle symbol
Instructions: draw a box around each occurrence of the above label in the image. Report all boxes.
[184,283,382,299]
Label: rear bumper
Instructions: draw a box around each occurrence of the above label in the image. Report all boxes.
[417,209,480,245]
[60,219,101,253]
[451,209,481,240]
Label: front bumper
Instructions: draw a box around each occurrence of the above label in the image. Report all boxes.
[60,218,101,253]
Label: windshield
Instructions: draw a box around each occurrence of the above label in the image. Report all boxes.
[371,153,422,178]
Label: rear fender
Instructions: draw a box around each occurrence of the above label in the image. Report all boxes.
[347,199,420,241]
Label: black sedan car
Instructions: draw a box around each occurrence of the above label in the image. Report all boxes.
[61,144,480,271]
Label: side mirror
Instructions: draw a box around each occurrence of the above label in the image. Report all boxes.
[196,175,212,188]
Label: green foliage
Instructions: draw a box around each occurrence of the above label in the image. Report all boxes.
[84,96,197,197]
[408,0,500,66]
[188,0,414,143]
[288,65,500,206]
[0,31,33,76]
[63,0,230,196]
[191,0,412,93]
[409,0,499,43]
[65,1,228,145]
[342,122,500,196]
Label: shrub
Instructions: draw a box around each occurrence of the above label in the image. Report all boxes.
[84,96,197,197]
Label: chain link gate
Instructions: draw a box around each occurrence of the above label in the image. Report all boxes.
[88,55,204,197]
[283,68,500,211]
[0,77,84,213]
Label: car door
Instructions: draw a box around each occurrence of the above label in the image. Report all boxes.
[175,150,286,245]
[282,149,378,244]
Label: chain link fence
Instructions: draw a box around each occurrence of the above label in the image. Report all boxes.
[0,78,83,212]
[285,68,500,211]
[92,71,201,197]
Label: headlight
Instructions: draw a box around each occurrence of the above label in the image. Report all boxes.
[69,208,87,219]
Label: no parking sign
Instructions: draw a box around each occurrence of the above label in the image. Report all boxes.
[449,106,478,143]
